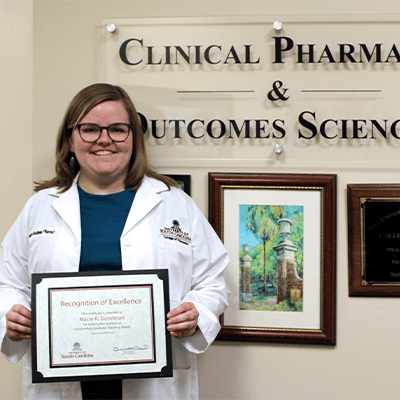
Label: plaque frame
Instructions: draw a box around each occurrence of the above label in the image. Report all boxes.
[209,173,336,345]
[164,174,191,196]
[348,184,400,296]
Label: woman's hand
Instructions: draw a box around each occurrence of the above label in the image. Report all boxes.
[167,302,199,337]
[6,304,32,342]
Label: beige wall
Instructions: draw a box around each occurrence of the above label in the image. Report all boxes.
[0,1,32,400]
[3,1,400,399]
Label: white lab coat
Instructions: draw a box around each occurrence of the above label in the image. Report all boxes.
[0,175,229,399]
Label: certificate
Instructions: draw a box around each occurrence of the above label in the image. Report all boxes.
[31,270,172,383]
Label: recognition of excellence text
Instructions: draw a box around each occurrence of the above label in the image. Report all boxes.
[60,298,143,308]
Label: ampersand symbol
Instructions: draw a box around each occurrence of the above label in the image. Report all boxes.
[267,80,289,101]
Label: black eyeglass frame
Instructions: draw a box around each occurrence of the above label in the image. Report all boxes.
[75,123,134,143]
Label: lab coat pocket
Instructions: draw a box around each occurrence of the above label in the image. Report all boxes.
[170,298,191,370]
[157,238,192,294]
[157,237,192,258]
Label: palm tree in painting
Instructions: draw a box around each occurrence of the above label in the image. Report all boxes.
[245,205,285,292]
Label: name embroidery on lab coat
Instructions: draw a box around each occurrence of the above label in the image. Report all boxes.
[160,219,191,245]
[29,229,56,238]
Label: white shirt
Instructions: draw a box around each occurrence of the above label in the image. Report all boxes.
[0,176,230,399]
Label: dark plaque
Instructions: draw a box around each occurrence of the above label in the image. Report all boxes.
[363,199,400,283]
[348,184,400,296]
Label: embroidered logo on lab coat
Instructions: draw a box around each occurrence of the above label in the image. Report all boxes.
[160,220,191,245]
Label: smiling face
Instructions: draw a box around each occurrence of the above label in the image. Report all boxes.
[69,100,133,194]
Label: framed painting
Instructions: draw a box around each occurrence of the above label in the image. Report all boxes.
[164,174,191,196]
[209,173,336,345]
[348,184,400,296]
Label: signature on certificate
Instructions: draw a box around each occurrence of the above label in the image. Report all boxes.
[113,345,149,354]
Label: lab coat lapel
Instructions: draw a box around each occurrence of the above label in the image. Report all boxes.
[51,182,81,243]
[122,176,167,235]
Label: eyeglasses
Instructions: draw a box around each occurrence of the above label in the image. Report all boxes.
[75,123,133,143]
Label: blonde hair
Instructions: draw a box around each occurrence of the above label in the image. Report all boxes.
[34,83,176,192]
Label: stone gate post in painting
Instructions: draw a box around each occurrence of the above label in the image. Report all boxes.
[273,219,303,304]
[240,243,252,302]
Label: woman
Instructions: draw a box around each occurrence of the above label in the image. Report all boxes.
[0,83,230,399]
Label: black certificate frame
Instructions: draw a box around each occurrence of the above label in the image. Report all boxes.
[31,269,172,383]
